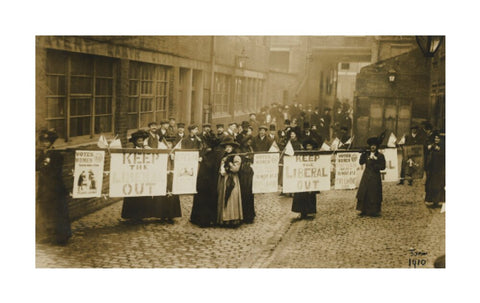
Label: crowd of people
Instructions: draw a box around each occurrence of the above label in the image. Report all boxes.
[35,99,444,245]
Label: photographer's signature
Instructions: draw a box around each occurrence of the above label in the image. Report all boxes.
[408,248,428,268]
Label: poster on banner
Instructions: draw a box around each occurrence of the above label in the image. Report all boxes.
[380,148,399,182]
[283,153,331,193]
[109,152,168,197]
[252,153,279,193]
[402,145,424,179]
[172,151,199,194]
[72,150,105,198]
[334,152,362,189]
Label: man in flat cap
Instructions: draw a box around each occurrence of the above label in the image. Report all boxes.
[167,117,177,138]
[226,122,238,139]
[251,125,273,152]
[321,107,332,141]
[173,122,186,146]
[236,121,250,145]
[144,121,160,149]
[248,113,259,136]
[182,124,203,150]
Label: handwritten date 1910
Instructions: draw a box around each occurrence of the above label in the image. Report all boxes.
[408,248,428,268]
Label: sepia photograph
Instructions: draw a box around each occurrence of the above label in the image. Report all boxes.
[35,35,446,269]
[4,1,479,302]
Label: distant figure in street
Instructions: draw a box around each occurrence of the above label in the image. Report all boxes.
[424,132,445,208]
[291,138,319,219]
[356,137,386,217]
[36,128,71,245]
[398,125,423,185]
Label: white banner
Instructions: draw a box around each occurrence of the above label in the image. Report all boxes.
[283,153,331,193]
[380,148,399,182]
[109,152,168,197]
[172,151,199,194]
[334,152,362,190]
[252,153,279,193]
[73,150,105,198]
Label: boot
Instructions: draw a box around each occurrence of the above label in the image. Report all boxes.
[408,180,413,186]
[397,180,404,185]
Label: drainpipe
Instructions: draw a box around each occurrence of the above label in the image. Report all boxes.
[208,36,216,123]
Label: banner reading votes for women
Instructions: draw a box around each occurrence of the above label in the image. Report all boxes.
[73,150,105,198]
[172,151,199,194]
[282,153,331,193]
[334,152,362,190]
[252,153,279,193]
[109,152,168,197]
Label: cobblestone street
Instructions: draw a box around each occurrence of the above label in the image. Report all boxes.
[36,179,444,268]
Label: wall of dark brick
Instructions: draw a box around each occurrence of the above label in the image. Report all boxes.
[354,48,430,147]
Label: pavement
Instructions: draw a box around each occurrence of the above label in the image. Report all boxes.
[36,179,445,268]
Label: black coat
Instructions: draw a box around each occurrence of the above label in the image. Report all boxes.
[190,150,219,226]
[36,149,71,244]
[239,155,255,223]
[356,151,386,215]
[251,135,273,152]
[292,192,317,215]
[425,143,445,203]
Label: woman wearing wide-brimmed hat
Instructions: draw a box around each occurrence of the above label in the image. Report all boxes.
[216,136,243,226]
[36,128,72,245]
[424,131,445,208]
[121,130,182,222]
[356,137,386,217]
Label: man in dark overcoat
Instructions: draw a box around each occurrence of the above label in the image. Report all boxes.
[251,125,273,152]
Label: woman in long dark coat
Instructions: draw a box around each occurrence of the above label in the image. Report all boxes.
[36,129,72,245]
[356,137,386,217]
[238,135,255,223]
[291,138,318,219]
[424,132,445,208]
[190,144,219,227]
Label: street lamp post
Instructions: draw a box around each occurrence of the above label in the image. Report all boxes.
[416,36,444,57]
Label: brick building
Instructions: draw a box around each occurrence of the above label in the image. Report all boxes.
[353,37,445,147]
[36,36,283,219]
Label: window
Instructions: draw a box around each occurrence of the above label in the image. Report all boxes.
[248,78,257,111]
[213,73,231,114]
[127,62,169,129]
[46,50,115,139]
[234,77,245,111]
[340,63,350,70]
[269,50,290,73]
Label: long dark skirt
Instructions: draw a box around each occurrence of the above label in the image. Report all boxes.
[239,161,255,223]
[122,196,181,219]
[36,151,72,245]
[190,151,218,226]
[292,192,317,215]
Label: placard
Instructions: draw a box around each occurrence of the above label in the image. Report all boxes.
[72,150,105,198]
[380,148,399,182]
[109,152,168,197]
[283,153,331,193]
[172,151,199,194]
[402,145,424,179]
[252,153,279,193]
[334,152,362,189]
